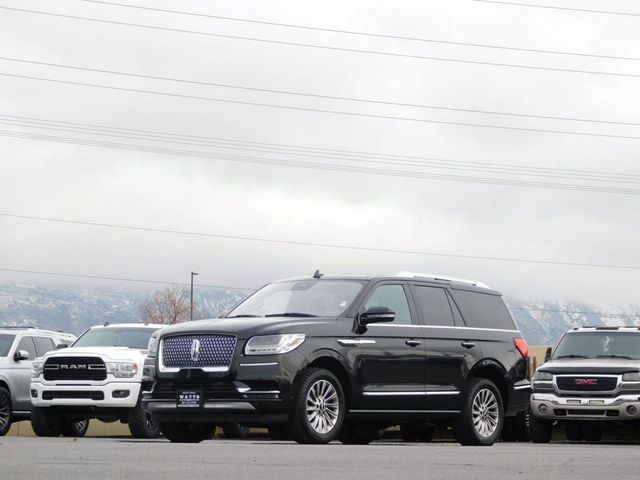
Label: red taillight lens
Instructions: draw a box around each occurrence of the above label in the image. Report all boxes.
[514,337,528,358]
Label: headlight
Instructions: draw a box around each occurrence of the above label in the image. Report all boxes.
[245,334,305,355]
[623,372,640,381]
[147,334,159,357]
[107,362,138,378]
[31,360,44,378]
[534,371,553,381]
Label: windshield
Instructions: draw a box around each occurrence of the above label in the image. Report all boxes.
[73,327,158,349]
[553,332,640,360]
[0,334,15,357]
[228,280,365,318]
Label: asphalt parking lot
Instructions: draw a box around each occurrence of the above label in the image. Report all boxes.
[3,437,640,480]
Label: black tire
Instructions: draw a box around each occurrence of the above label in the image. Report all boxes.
[514,410,531,442]
[565,422,584,441]
[582,425,601,442]
[31,407,63,437]
[127,400,160,439]
[0,387,12,436]
[61,419,89,437]
[338,422,380,445]
[401,423,435,442]
[528,411,553,443]
[453,378,504,446]
[221,423,250,439]
[288,368,345,444]
[159,422,215,443]
[268,424,289,440]
[501,416,516,442]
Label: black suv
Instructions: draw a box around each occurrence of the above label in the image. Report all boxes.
[143,272,530,445]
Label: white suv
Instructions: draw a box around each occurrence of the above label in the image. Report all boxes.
[0,327,76,436]
[30,323,161,438]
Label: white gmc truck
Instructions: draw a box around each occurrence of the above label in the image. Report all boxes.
[30,323,161,438]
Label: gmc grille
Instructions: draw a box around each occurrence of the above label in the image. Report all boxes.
[43,357,107,381]
[556,376,618,392]
[161,334,236,371]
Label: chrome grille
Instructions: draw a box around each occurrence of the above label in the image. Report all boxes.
[161,334,236,371]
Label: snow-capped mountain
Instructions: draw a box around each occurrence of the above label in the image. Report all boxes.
[0,284,638,345]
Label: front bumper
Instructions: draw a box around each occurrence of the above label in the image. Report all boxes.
[531,392,640,420]
[31,381,141,408]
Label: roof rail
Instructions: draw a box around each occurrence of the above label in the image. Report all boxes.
[0,325,36,330]
[395,271,490,289]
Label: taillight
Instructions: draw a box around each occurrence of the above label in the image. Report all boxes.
[514,337,528,358]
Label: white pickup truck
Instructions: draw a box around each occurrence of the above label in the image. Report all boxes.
[30,323,161,438]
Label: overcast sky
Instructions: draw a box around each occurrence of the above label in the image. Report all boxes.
[0,0,639,305]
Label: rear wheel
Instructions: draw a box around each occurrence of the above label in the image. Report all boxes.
[565,422,584,441]
[127,400,160,439]
[0,387,12,436]
[288,368,345,444]
[31,407,63,437]
[338,422,381,445]
[159,422,215,443]
[528,412,553,443]
[221,423,250,439]
[453,378,503,446]
[61,419,89,437]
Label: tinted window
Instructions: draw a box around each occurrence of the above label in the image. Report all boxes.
[73,328,158,349]
[16,336,37,360]
[364,284,412,325]
[553,332,640,360]
[450,290,515,330]
[34,337,56,356]
[412,286,455,327]
[0,334,15,357]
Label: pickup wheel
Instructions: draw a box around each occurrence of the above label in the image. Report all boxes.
[528,409,553,443]
[61,419,89,437]
[453,378,503,446]
[0,387,12,436]
[220,423,250,439]
[288,368,345,444]
[31,407,63,437]
[159,422,215,443]
[565,422,584,441]
[128,400,160,439]
[338,422,381,445]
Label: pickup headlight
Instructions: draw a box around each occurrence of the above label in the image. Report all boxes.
[245,334,305,355]
[623,372,640,381]
[147,333,159,358]
[31,360,44,378]
[107,362,138,378]
[533,371,553,381]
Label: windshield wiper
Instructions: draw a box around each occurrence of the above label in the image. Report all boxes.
[596,354,633,359]
[265,312,318,318]
[555,354,589,359]
[226,314,260,318]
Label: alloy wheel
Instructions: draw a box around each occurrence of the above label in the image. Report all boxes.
[471,388,499,438]
[306,379,339,434]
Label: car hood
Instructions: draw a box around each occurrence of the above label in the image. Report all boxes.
[41,346,147,362]
[157,316,344,340]
[538,358,640,375]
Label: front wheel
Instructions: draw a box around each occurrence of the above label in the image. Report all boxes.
[288,368,345,444]
[128,400,160,439]
[0,387,12,436]
[453,378,503,446]
[159,422,215,443]
[61,419,89,437]
[31,407,63,437]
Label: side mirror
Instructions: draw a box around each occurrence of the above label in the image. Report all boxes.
[544,347,552,363]
[359,306,395,325]
[55,343,69,350]
[14,350,30,361]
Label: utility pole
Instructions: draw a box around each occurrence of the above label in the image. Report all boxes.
[190,271,199,321]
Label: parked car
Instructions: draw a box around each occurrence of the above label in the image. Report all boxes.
[143,272,530,445]
[30,323,161,438]
[530,326,640,443]
[0,326,76,436]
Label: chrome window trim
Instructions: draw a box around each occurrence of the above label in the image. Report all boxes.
[367,324,519,333]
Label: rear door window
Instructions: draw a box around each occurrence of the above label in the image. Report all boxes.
[450,290,516,330]
[411,285,456,327]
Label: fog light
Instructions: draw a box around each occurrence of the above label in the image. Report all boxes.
[626,405,637,415]
[112,390,130,399]
[538,404,549,414]
[31,389,37,398]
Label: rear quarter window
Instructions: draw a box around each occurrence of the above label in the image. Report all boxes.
[450,290,516,331]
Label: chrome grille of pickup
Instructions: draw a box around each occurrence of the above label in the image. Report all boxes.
[556,376,617,392]
[161,335,236,371]
[43,357,107,381]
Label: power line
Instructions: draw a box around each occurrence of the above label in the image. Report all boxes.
[3,113,639,183]
[473,0,640,17]
[510,306,640,319]
[2,213,640,270]
[3,56,640,128]
[4,115,640,186]
[2,6,639,80]
[4,129,640,195]
[3,72,640,142]
[0,268,256,291]
[80,0,640,62]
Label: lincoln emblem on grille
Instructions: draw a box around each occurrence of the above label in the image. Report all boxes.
[190,339,201,362]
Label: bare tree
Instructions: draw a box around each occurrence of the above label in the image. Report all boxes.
[140,287,190,325]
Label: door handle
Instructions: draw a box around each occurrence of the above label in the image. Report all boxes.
[405,339,421,347]
[461,341,476,349]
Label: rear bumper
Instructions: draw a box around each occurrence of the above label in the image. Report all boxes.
[531,392,640,420]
